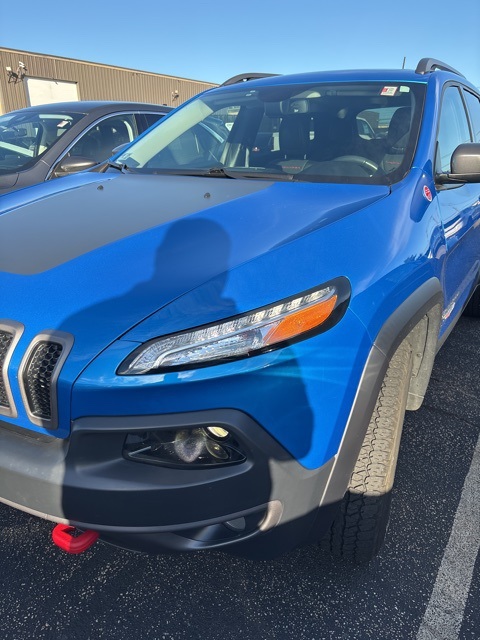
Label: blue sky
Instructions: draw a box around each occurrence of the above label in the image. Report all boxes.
[1,0,479,89]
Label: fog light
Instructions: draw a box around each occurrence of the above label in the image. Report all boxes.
[205,426,229,439]
[205,439,229,460]
[124,427,246,468]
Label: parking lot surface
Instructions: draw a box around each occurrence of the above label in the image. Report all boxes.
[0,316,479,640]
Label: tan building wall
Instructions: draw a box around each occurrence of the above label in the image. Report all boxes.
[0,47,217,114]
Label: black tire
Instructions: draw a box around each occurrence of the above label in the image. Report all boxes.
[322,340,413,563]
[463,287,480,318]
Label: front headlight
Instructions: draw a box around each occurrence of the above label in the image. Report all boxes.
[118,278,350,375]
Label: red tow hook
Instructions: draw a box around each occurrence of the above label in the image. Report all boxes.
[52,524,99,554]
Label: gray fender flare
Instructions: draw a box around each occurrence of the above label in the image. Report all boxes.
[319,277,443,509]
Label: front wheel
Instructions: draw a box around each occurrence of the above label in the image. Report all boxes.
[322,340,413,562]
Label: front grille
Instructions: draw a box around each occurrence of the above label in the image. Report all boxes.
[23,341,64,421]
[19,331,73,429]
[0,330,14,411]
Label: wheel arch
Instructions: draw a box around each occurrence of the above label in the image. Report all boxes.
[319,277,443,509]
[373,278,443,411]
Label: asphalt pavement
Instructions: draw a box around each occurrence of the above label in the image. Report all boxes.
[0,316,479,640]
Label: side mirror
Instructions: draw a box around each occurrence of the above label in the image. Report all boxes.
[52,156,99,178]
[436,143,480,184]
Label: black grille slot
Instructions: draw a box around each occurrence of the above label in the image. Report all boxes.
[0,330,14,410]
[23,341,63,421]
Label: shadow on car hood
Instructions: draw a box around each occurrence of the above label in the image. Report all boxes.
[0,172,388,376]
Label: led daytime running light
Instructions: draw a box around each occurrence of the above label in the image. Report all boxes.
[120,285,340,374]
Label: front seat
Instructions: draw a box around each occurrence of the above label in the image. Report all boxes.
[381,107,412,173]
[270,116,311,174]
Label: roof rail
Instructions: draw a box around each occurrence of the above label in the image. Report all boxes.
[415,58,465,78]
[221,73,279,87]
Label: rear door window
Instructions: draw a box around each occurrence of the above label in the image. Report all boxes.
[462,89,480,142]
[141,113,166,131]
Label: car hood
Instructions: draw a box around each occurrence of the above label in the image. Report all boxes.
[0,172,388,378]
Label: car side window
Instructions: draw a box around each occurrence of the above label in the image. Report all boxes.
[435,86,471,173]
[141,113,165,130]
[67,113,138,163]
[463,89,480,142]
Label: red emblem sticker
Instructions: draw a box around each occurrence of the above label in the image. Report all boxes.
[381,86,397,96]
[423,185,433,202]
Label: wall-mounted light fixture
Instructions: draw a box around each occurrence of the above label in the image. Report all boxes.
[171,89,179,102]
[6,62,27,84]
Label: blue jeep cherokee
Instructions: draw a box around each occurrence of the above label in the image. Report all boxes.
[0,58,479,561]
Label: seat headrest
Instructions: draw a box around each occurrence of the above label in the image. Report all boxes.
[279,116,310,158]
[387,107,412,149]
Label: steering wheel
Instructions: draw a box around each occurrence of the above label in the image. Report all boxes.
[333,155,379,175]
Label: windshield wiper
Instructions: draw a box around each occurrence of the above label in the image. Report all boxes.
[201,167,296,181]
[132,166,296,181]
[161,167,296,181]
[232,170,295,181]
[91,159,132,174]
[107,160,133,173]
[205,166,235,178]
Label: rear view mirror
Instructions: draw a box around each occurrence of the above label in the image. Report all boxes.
[0,129,17,141]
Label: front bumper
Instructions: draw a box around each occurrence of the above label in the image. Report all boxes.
[0,409,337,558]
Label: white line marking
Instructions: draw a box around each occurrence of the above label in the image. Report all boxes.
[417,432,480,640]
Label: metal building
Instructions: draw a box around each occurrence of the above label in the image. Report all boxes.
[0,47,217,115]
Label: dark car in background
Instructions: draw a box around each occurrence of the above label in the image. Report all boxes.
[0,101,172,195]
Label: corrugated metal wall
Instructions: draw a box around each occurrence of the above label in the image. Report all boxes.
[0,48,217,114]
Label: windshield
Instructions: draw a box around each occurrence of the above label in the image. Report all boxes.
[0,110,84,174]
[117,81,426,185]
